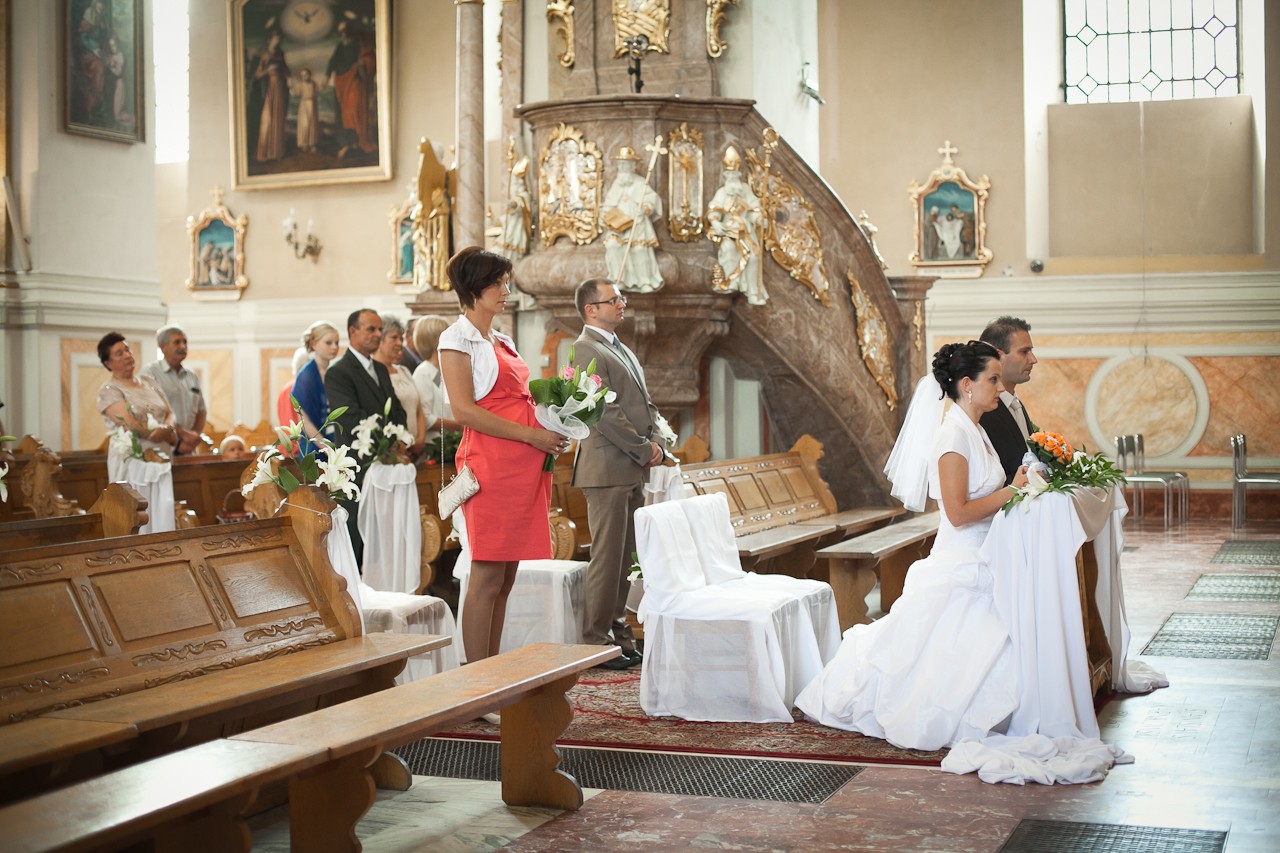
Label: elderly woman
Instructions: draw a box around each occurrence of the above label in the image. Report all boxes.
[292,320,341,452]
[411,314,464,446]
[439,247,566,667]
[374,314,426,458]
[96,331,178,533]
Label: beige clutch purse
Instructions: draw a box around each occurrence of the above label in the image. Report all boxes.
[438,466,479,519]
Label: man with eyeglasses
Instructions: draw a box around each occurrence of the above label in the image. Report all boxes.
[571,279,667,669]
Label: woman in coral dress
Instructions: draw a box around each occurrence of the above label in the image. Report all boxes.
[438,247,566,664]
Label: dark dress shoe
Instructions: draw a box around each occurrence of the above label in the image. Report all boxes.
[623,649,643,668]
[598,653,631,670]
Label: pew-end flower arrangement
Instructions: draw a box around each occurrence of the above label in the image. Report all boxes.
[529,346,616,472]
[352,398,414,465]
[109,407,167,462]
[0,434,14,502]
[242,399,358,501]
[1003,430,1127,513]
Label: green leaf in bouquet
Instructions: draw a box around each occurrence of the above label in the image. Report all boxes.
[277,467,301,494]
[528,378,557,405]
[297,453,320,484]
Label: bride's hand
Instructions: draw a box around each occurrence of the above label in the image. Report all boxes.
[1011,465,1030,489]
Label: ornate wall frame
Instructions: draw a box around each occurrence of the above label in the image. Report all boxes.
[667,122,704,242]
[745,127,832,305]
[538,122,603,247]
[65,0,145,143]
[546,0,575,68]
[612,0,670,57]
[908,140,992,278]
[848,273,898,411]
[706,0,740,58]
[186,187,248,301]
[387,186,418,288]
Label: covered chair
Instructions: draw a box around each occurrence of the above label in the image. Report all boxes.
[634,493,840,723]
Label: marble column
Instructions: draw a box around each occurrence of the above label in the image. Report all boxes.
[500,0,524,150]
[455,0,485,249]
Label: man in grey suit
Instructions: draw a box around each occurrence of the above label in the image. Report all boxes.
[571,278,666,670]
[325,308,407,566]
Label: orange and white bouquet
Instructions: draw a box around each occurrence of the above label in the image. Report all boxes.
[1004,430,1126,513]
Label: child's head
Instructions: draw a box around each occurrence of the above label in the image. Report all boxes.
[219,435,249,460]
[299,68,312,82]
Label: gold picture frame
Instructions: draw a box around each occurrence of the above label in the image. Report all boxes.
[64,0,145,144]
[908,140,992,278]
[667,122,704,242]
[387,186,418,288]
[186,187,249,301]
[538,123,603,247]
[227,0,392,191]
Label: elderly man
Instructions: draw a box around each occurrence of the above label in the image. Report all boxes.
[145,325,207,455]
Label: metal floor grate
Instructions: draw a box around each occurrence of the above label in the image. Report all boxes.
[999,819,1226,852]
[1142,612,1278,660]
[1187,573,1280,602]
[1210,540,1280,566]
[393,737,861,804]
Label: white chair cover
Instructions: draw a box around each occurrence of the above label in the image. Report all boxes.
[326,504,366,632]
[452,511,587,663]
[113,456,174,535]
[634,495,838,723]
[644,464,688,505]
[360,583,460,684]
[357,461,422,593]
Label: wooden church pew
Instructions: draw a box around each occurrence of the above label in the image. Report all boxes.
[0,483,148,551]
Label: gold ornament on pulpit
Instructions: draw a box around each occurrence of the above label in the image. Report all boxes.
[546,0,575,68]
[612,0,670,57]
[539,123,603,247]
[744,128,832,306]
[706,0,740,58]
[848,272,898,411]
[666,122,704,242]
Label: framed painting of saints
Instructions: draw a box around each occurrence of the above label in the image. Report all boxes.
[64,0,145,143]
[227,0,392,190]
[907,142,992,278]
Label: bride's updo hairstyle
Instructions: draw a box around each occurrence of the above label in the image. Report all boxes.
[931,340,1002,401]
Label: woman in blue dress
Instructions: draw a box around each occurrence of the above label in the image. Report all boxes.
[292,321,341,453]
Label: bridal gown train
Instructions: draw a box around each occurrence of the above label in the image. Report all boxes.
[794,406,1131,784]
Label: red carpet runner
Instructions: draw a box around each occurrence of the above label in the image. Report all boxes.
[439,667,947,767]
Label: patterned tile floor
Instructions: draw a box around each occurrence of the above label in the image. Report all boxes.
[249,518,1280,852]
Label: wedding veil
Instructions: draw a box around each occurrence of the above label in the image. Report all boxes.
[883,374,946,512]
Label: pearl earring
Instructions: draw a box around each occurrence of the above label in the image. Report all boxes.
[965,388,972,403]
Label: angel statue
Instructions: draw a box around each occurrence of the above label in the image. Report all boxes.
[707,146,766,305]
[600,145,663,292]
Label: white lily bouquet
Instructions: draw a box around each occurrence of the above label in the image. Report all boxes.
[243,399,359,501]
[352,398,414,466]
[110,410,165,460]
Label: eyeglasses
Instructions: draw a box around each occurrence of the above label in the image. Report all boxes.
[588,296,627,307]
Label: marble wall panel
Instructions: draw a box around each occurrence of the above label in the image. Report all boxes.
[261,347,297,429]
[1015,358,1104,452]
[1093,356,1198,458]
[185,349,234,433]
[1187,356,1280,457]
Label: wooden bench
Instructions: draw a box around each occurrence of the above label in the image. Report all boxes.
[815,511,941,630]
[679,435,905,577]
[0,486,445,803]
[0,643,615,852]
[0,483,148,551]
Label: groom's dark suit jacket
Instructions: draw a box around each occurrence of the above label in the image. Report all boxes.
[324,351,407,483]
[980,399,1036,486]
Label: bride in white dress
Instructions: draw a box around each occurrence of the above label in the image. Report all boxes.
[797,341,1025,749]
[796,342,1135,784]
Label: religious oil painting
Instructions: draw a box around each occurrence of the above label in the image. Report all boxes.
[65,0,145,143]
[907,141,992,278]
[228,0,392,190]
[186,190,249,301]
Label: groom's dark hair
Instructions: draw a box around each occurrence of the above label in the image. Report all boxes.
[574,278,614,320]
[979,316,1031,354]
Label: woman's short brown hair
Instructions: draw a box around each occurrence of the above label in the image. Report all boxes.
[97,331,126,366]
[446,246,512,309]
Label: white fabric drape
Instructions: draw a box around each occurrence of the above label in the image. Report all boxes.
[361,583,460,683]
[452,511,587,663]
[643,464,687,505]
[326,504,366,632]
[635,494,838,723]
[357,462,422,593]
[110,454,175,535]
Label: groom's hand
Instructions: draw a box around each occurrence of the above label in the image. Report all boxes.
[643,440,663,468]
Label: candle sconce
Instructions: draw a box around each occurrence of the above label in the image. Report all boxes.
[283,208,322,262]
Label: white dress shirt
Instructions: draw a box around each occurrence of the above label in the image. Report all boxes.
[1000,390,1031,441]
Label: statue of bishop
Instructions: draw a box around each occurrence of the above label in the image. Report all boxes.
[707,146,766,305]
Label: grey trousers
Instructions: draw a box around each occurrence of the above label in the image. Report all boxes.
[581,482,644,650]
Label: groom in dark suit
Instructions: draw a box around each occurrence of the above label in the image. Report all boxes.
[979,316,1039,484]
[325,308,407,566]
[571,279,666,670]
